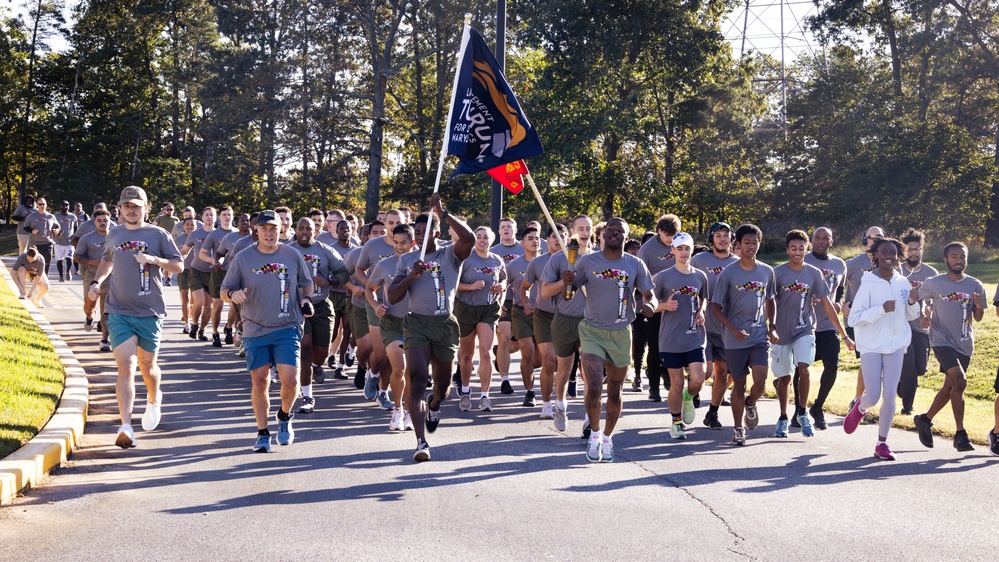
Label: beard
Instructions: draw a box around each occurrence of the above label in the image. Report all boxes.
[905,257,920,267]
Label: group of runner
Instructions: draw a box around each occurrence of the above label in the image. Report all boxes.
[9,188,999,462]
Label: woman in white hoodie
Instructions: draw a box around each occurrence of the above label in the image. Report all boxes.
[844,237,920,460]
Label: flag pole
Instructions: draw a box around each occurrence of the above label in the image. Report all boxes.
[421,14,472,261]
[525,173,568,254]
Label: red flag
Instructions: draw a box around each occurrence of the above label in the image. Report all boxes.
[486,160,529,194]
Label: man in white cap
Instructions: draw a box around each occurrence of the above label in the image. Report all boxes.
[90,186,184,449]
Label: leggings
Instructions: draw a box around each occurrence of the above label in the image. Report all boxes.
[795,330,839,409]
[859,350,904,438]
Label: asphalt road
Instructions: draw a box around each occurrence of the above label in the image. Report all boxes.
[1,265,997,561]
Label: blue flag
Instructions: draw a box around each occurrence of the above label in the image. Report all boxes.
[447,27,544,177]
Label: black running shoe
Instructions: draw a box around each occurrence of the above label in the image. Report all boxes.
[914,414,934,448]
[648,392,662,403]
[425,395,441,433]
[313,364,325,384]
[523,389,536,407]
[198,330,208,342]
[500,380,514,395]
[990,431,999,457]
[702,410,722,430]
[224,327,233,345]
[452,365,462,394]
[581,420,591,440]
[630,379,642,392]
[567,381,577,399]
[333,366,348,380]
[809,404,827,430]
[692,394,701,409]
[353,367,365,390]
[790,415,801,429]
[189,323,199,339]
[954,430,974,452]
[212,333,222,348]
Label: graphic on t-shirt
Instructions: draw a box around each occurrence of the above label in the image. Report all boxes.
[657,251,675,262]
[941,291,972,340]
[737,280,767,326]
[705,266,724,275]
[674,285,700,333]
[820,268,838,293]
[116,240,151,295]
[498,254,518,263]
[908,280,924,289]
[474,266,502,304]
[782,282,811,328]
[304,254,321,292]
[594,268,630,323]
[425,261,447,314]
[253,263,291,317]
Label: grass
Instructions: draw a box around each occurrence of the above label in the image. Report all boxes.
[0,230,19,257]
[0,274,65,458]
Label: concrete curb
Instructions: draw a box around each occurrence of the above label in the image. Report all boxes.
[0,259,89,505]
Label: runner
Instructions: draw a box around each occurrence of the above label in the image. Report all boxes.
[75,209,112,349]
[53,200,78,282]
[637,214,680,401]
[170,206,201,237]
[913,242,986,452]
[326,219,359,379]
[12,195,36,254]
[653,232,707,440]
[844,226,885,413]
[770,230,853,437]
[88,186,184,448]
[221,210,314,453]
[215,213,252,345]
[316,209,345,247]
[843,237,920,460]
[22,197,59,276]
[386,195,473,461]
[175,217,198,334]
[563,218,655,461]
[897,228,937,415]
[455,226,507,412]
[183,207,217,342]
[275,206,295,243]
[200,206,238,347]
[342,224,381,390]
[507,227,543,409]
[12,247,49,307]
[491,217,524,396]
[522,225,567,421]
[710,224,777,446]
[690,222,738,430]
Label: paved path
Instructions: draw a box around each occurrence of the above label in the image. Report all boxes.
[1,268,997,560]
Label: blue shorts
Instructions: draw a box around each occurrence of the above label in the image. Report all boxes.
[244,326,302,371]
[660,348,706,370]
[107,313,163,353]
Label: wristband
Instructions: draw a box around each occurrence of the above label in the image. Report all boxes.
[90,281,100,286]
[226,288,234,300]
[442,209,451,220]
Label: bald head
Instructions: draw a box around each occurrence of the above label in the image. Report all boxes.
[864,226,884,249]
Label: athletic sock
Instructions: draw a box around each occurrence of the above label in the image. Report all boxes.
[672,415,681,423]
[682,389,693,401]
[276,410,290,421]
[258,429,270,436]
[778,414,788,420]
[480,392,489,398]
[302,385,312,398]
[709,404,719,414]
[555,399,565,410]
[878,439,886,445]
[796,406,807,417]
[543,400,552,408]
[461,385,470,394]
[501,376,509,381]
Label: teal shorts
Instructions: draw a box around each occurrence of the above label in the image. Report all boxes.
[107,313,163,353]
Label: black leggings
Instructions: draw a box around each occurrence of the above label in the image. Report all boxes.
[35,243,53,276]
[898,330,929,411]
[794,330,839,409]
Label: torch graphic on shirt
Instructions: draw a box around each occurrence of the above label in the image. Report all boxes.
[594,268,630,323]
[304,254,321,294]
[783,282,811,328]
[253,263,290,316]
[737,280,767,327]
[425,262,446,314]
[942,291,972,340]
[821,269,837,294]
[116,240,151,295]
[675,285,700,334]
[475,266,501,304]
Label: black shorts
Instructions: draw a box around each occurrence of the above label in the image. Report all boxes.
[705,332,726,363]
[660,348,705,370]
[933,346,970,374]
[726,343,769,380]
[846,326,860,359]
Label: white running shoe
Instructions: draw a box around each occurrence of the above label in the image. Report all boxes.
[115,425,136,448]
[390,409,404,431]
[141,395,162,431]
[539,402,554,419]
[403,411,414,431]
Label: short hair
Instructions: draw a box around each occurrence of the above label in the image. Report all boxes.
[393,224,415,240]
[249,211,260,223]
[384,209,403,220]
[866,236,905,265]
[785,229,809,249]
[570,215,591,229]
[607,217,630,235]
[202,206,217,215]
[656,214,681,236]
[26,247,38,258]
[475,226,496,244]
[219,205,233,214]
[413,212,440,231]
[734,223,763,244]
[93,209,110,218]
[499,216,516,225]
[942,241,968,258]
[161,201,174,208]
[308,208,323,218]
[183,216,196,224]
[327,209,345,220]
[546,224,568,238]
[522,226,540,238]
[624,239,641,254]
[275,206,292,215]
[369,219,385,228]
[641,231,655,244]
[901,228,925,246]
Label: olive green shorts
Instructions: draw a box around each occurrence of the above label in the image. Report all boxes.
[533,308,555,344]
[304,298,334,347]
[379,314,405,348]
[209,268,224,299]
[455,300,501,337]
[551,312,583,358]
[189,268,212,292]
[578,319,632,368]
[365,302,381,329]
[178,269,192,291]
[350,301,369,339]
[329,291,349,316]
[512,305,534,341]
[404,313,459,364]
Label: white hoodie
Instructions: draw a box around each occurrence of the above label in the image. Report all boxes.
[848,270,920,355]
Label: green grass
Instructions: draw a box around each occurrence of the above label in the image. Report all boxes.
[0,230,19,257]
[0,275,65,458]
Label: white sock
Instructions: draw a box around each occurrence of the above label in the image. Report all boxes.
[556,400,565,410]
[602,432,612,442]
[481,392,489,398]
[302,385,312,398]
[461,385,470,393]
[501,376,509,381]
[878,439,886,445]
[366,369,375,379]
[543,400,552,409]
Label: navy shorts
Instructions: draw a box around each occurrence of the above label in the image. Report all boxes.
[660,348,706,370]
[726,343,769,380]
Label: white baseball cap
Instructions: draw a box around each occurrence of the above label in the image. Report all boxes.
[672,232,694,249]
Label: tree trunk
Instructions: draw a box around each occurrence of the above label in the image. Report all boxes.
[365,72,387,221]
[19,0,43,205]
[880,0,903,100]
[985,126,999,248]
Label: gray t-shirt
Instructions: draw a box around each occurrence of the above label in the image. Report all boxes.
[291,240,349,303]
[24,211,59,245]
[175,233,196,269]
[458,251,507,306]
[506,255,533,308]
[183,226,216,273]
[803,252,847,333]
[903,263,938,335]
[571,251,653,330]
[654,266,708,353]
[357,236,395,272]
[102,225,182,318]
[845,252,874,304]
[370,254,409,318]
[525,253,555,313]
[918,274,986,356]
[53,212,78,246]
[343,247,366,308]
[221,244,313,338]
[773,263,828,343]
[395,243,464,316]
[217,231,246,271]
[172,219,203,238]
[711,261,777,350]
[13,253,45,276]
[75,219,96,247]
[76,231,110,290]
[638,235,675,276]
[689,251,738,335]
[230,234,255,258]
[204,226,238,268]
[541,251,587,317]
[491,241,524,301]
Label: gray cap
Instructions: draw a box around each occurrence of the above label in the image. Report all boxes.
[118,186,148,206]
[257,210,281,227]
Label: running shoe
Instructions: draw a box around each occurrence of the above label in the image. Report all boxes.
[414,441,431,462]
[233,331,242,347]
[344,345,356,367]
[692,394,700,408]
[581,419,592,440]
[376,390,393,410]
[600,436,614,462]
[809,404,827,430]
[790,415,801,429]
[353,367,366,390]
[198,330,208,342]
[224,327,233,345]
[252,434,271,453]
[363,371,379,400]
[500,379,514,395]
[567,380,577,399]
[900,407,913,416]
[630,379,642,392]
[183,323,190,334]
[313,364,325,384]
[744,403,759,430]
[478,396,493,412]
[99,340,111,352]
[84,317,94,332]
[115,425,136,449]
[141,396,162,431]
[586,434,601,462]
[523,389,536,407]
[327,355,338,369]
[874,442,895,461]
[96,320,102,332]
[333,366,348,380]
[914,413,934,447]
[452,366,462,395]
[238,346,246,358]
[648,392,662,403]
[425,395,441,433]
[989,431,999,457]
[459,392,471,412]
[212,333,222,347]
[681,393,696,425]
[774,417,789,438]
[954,430,975,452]
[539,402,554,419]
[843,400,864,434]
[671,421,687,440]
[731,427,746,446]
[276,414,294,445]
[403,411,414,431]
[17,294,25,300]
[298,396,316,414]
[163,277,171,287]
[189,324,199,339]
[702,410,722,430]
[270,371,279,384]
[390,409,404,431]
[554,405,567,432]
[798,413,815,437]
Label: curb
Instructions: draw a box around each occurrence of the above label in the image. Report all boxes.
[0,259,89,505]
